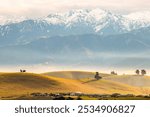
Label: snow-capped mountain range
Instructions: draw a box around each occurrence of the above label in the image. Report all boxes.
[1,9,150,46]
[1,9,150,68]
[1,9,150,31]
[44,9,150,32]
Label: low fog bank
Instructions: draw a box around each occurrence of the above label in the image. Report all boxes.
[0,64,148,75]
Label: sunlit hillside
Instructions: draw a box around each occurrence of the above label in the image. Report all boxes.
[0,72,150,99]
[104,75,150,87]
[43,71,111,79]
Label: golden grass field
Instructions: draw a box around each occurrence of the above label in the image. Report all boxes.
[43,71,111,79]
[0,71,150,99]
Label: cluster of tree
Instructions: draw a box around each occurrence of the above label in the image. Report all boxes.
[20,69,26,72]
[110,71,117,75]
[135,69,146,75]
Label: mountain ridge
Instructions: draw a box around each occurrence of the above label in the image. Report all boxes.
[0,9,150,68]
[1,8,150,42]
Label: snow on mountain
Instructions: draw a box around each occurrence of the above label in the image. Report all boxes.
[43,9,150,33]
[124,11,150,29]
[0,16,27,25]
[44,9,128,33]
[0,9,150,46]
[1,9,150,32]
[124,11,150,22]
[1,9,150,67]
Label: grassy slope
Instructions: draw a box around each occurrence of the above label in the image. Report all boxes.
[0,73,109,97]
[43,71,150,95]
[43,71,150,88]
[104,75,150,87]
[79,78,149,95]
[0,72,150,98]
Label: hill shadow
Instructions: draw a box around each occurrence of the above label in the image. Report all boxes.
[82,79,98,84]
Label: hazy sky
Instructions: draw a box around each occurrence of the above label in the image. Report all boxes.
[0,0,150,17]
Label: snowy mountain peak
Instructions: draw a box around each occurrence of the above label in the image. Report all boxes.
[46,9,109,22]
[1,9,150,42]
[46,9,150,24]
[0,16,27,25]
[125,11,150,22]
[1,9,150,29]
[45,9,150,37]
[45,8,124,32]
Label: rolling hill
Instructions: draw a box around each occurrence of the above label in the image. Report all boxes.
[0,72,150,98]
[43,71,150,88]
[43,71,111,79]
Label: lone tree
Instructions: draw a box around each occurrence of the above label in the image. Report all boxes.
[94,72,102,80]
[135,69,140,75]
[141,69,146,76]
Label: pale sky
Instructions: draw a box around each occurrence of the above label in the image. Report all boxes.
[0,0,150,17]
